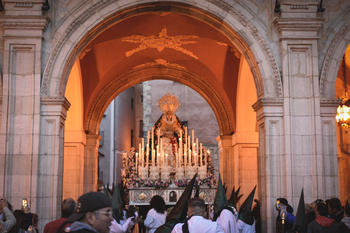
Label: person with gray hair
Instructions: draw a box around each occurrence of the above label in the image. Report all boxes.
[43,198,77,233]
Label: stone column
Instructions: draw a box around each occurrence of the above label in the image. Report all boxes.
[84,134,101,192]
[232,132,259,205]
[38,97,70,227]
[274,1,335,206]
[216,135,233,192]
[0,1,49,212]
[253,98,284,233]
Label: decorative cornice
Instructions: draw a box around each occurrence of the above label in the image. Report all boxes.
[320,19,350,97]
[320,98,342,107]
[252,98,283,111]
[273,18,324,34]
[0,16,50,31]
[41,97,71,110]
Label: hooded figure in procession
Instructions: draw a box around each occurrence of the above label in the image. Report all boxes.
[214,174,239,233]
[287,189,308,233]
[237,186,257,233]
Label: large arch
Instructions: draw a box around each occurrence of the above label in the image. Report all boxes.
[42,1,281,102]
[40,1,281,231]
[85,66,233,136]
[320,17,350,98]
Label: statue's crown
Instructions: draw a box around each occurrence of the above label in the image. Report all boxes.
[157,93,180,113]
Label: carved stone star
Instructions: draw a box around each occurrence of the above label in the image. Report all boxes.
[121,27,199,59]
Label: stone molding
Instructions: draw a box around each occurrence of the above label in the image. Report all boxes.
[320,98,342,107]
[320,19,350,97]
[228,6,282,97]
[41,96,71,110]
[252,98,283,111]
[41,0,282,99]
[274,18,324,33]
[0,16,50,31]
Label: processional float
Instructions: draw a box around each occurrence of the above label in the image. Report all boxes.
[122,93,217,205]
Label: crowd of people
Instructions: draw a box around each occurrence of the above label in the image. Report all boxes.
[0,181,349,233]
[275,196,350,233]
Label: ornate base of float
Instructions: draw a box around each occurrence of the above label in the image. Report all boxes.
[128,184,216,205]
[185,166,196,179]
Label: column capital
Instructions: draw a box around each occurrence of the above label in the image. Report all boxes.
[0,15,50,36]
[41,97,71,120]
[216,135,232,148]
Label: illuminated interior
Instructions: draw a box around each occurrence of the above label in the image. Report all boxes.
[64,12,257,200]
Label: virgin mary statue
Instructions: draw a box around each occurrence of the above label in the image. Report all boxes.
[154,93,185,173]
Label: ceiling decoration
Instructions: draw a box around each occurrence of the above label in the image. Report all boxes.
[133,59,186,70]
[121,27,199,59]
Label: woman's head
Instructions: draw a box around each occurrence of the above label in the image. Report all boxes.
[9,210,26,233]
[150,195,166,214]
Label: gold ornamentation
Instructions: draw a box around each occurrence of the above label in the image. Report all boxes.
[80,48,91,59]
[199,192,207,200]
[139,193,147,200]
[157,93,180,113]
[122,27,199,59]
[133,59,185,70]
[216,41,241,59]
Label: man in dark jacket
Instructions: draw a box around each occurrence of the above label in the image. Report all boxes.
[308,202,338,233]
[327,198,344,223]
[337,205,350,233]
[67,192,113,233]
[43,198,76,233]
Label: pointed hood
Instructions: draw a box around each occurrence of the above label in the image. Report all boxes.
[154,174,197,233]
[238,186,256,225]
[224,182,227,194]
[111,184,123,223]
[213,174,228,221]
[228,186,237,209]
[103,184,112,199]
[290,189,308,231]
[194,185,200,198]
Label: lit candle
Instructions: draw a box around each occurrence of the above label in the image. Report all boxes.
[196,138,199,157]
[142,138,145,166]
[152,129,154,166]
[141,148,144,167]
[189,149,191,166]
[200,143,202,167]
[138,143,141,167]
[157,145,159,168]
[192,130,194,146]
[184,144,187,170]
[158,129,160,147]
[185,127,187,144]
[180,130,182,167]
[136,152,138,172]
[153,150,156,166]
[175,144,178,168]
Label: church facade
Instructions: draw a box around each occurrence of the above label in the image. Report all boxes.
[0,0,349,232]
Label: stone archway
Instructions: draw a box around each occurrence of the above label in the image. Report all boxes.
[39,1,281,231]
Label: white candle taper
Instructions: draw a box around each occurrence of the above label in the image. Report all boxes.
[136,152,138,172]
[200,143,202,167]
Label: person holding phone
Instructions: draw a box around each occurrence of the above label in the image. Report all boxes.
[0,198,16,232]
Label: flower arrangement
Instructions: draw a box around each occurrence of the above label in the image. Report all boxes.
[122,148,217,189]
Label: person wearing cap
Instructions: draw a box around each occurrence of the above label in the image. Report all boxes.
[171,197,224,233]
[66,192,113,233]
